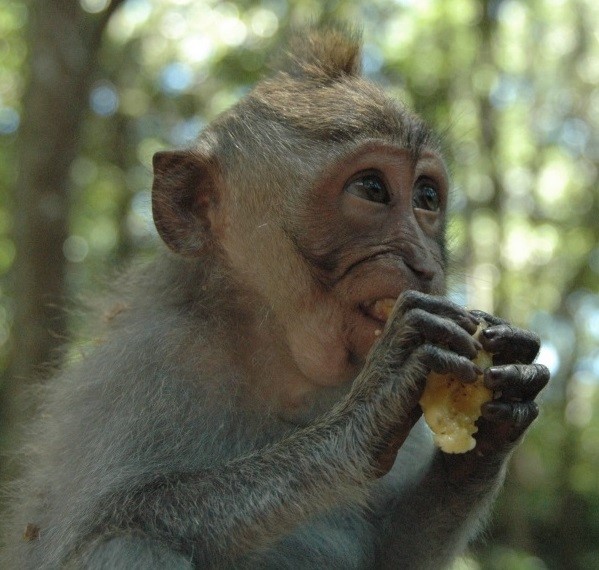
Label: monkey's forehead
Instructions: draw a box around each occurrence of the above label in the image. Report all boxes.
[245,74,440,155]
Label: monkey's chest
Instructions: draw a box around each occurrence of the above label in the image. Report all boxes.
[234,508,376,569]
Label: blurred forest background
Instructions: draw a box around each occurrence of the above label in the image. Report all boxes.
[0,0,597,568]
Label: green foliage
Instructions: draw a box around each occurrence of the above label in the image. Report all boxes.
[0,0,26,367]
[0,0,598,565]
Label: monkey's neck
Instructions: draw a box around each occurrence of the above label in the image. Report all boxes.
[235,307,352,425]
[148,252,347,425]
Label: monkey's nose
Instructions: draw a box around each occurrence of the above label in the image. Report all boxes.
[404,257,436,281]
[400,243,436,281]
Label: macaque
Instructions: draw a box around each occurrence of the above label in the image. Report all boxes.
[0,27,548,569]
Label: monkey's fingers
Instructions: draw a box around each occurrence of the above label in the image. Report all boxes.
[469,310,506,327]
[484,364,549,401]
[384,345,481,412]
[411,344,482,384]
[468,311,540,366]
[394,291,480,335]
[478,400,539,446]
[394,309,482,362]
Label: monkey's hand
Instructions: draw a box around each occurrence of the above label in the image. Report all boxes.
[372,310,549,566]
[465,310,550,458]
[433,310,549,483]
[359,291,484,475]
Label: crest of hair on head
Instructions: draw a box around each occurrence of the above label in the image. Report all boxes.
[280,25,363,80]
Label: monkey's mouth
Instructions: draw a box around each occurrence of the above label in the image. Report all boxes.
[360,298,397,324]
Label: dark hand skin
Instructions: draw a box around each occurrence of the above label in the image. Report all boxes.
[355,291,481,475]
[471,310,550,457]
[369,295,549,570]
[370,292,549,477]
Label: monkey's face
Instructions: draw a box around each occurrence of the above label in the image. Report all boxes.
[217,136,449,390]
[152,103,448,393]
[272,139,448,386]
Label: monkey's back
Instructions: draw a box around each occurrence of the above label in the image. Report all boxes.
[0,258,261,567]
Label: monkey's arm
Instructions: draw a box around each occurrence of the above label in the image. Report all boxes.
[373,436,506,569]
[70,415,376,567]
[375,313,549,569]
[66,292,483,568]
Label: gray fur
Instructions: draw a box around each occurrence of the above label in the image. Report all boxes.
[0,258,503,568]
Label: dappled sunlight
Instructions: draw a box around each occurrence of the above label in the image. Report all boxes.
[537,341,560,377]
[0,0,598,566]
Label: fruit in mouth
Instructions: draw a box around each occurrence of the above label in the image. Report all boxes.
[373,299,493,454]
[369,298,397,322]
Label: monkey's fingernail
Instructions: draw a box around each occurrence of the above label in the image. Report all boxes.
[482,401,511,420]
[484,367,504,388]
[460,362,483,383]
[460,314,479,330]
[482,328,497,340]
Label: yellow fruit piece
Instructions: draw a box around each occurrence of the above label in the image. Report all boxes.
[371,298,396,322]
[419,322,493,454]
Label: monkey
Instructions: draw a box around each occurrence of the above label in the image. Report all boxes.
[0,27,549,569]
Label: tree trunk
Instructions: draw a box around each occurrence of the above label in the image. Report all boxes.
[1,0,125,478]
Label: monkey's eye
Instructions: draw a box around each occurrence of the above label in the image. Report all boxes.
[344,173,390,204]
[413,180,441,211]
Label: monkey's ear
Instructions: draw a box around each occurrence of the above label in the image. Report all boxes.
[151,150,221,256]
